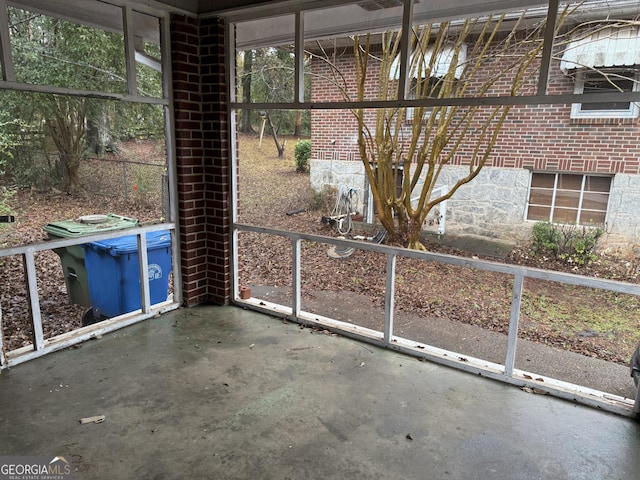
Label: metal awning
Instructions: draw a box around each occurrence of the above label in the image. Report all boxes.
[389,44,468,79]
[560,25,640,72]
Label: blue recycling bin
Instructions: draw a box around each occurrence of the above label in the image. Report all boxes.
[83,230,172,319]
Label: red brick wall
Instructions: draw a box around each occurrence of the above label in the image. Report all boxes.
[171,15,230,306]
[311,44,640,175]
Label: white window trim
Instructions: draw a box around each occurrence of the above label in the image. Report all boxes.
[570,69,640,119]
[526,172,611,226]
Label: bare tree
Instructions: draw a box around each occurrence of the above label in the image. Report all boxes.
[265,110,287,158]
[317,8,570,249]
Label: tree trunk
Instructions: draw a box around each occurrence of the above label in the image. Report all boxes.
[266,111,286,158]
[240,50,255,133]
[294,110,303,137]
[62,153,81,193]
[407,218,426,251]
[86,108,110,155]
[44,97,87,194]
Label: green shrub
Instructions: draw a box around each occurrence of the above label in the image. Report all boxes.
[530,221,604,266]
[531,221,561,255]
[0,187,14,214]
[294,140,311,172]
[0,188,15,243]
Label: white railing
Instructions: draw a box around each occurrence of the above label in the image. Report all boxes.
[0,223,181,369]
[232,223,640,418]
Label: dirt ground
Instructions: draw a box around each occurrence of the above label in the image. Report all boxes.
[0,141,164,351]
[1,135,639,370]
[235,134,640,368]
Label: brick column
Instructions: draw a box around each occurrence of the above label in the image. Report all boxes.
[170,14,230,306]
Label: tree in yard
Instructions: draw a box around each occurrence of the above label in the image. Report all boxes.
[6,10,120,192]
[42,96,88,192]
[239,50,256,134]
[237,47,312,156]
[253,48,296,157]
[4,8,163,192]
[317,8,571,250]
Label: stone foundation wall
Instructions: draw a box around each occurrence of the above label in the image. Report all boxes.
[310,160,640,248]
[605,174,640,249]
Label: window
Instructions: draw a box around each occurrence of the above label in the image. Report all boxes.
[560,25,640,119]
[406,76,446,121]
[527,172,610,225]
[389,44,466,122]
[571,69,640,119]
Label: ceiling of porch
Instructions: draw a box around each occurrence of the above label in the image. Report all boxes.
[17,1,550,30]
[9,0,550,54]
[158,0,547,16]
[18,1,640,52]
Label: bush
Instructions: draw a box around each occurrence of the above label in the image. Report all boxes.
[307,185,335,212]
[294,140,311,172]
[0,187,14,216]
[530,222,561,255]
[530,221,604,266]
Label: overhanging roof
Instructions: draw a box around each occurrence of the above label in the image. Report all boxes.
[232,1,640,51]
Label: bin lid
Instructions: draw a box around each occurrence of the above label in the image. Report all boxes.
[89,230,171,256]
[44,214,139,238]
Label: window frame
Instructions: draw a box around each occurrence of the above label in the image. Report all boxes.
[405,76,449,122]
[526,171,611,226]
[570,68,640,119]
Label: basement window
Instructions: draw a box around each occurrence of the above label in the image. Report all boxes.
[526,172,611,226]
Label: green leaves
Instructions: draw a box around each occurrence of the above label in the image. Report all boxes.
[9,8,128,93]
[530,221,604,266]
[294,140,311,172]
[2,7,164,191]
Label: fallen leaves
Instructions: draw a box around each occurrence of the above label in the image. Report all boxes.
[1,142,165,353]
[2,134,638,369]
[235,134,639,367]
[521,386,548,395]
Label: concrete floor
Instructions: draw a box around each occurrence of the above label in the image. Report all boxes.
[1,305,640,480]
